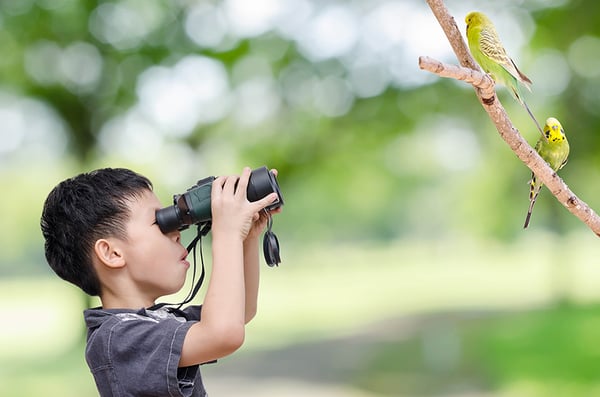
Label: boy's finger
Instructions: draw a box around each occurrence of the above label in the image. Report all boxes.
[222,175,239,195]
[211,176,226,197]
[235,167,251,197]
[253,192,278,211]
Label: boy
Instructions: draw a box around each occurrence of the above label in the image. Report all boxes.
[40,166,280,396]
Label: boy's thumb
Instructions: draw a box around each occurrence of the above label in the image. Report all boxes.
[256,192,278,209]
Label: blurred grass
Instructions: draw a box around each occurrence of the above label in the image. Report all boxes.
[2,233,600,396]
[353,303,600,396]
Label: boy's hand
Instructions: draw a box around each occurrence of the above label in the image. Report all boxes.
[211,167,279,241]
[246,210,270,241]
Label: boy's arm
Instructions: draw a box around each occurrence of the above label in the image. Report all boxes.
[244,195,282,323]
[179,169,278,367]
[242,235,261,323]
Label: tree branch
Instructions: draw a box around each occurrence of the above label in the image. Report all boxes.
[421,0,600,237]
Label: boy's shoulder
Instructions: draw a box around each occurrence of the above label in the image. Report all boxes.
[83,305,207,396]
[84,305,202,330]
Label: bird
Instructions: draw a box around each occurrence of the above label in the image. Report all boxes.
[465,11,543,136]
[523,117,570,229]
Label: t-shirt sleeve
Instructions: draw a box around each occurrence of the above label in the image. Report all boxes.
[86,313,200,397]
[183,305,202,321]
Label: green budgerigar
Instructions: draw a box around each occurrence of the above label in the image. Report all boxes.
[523,117,570,229]
[465,11,543,135]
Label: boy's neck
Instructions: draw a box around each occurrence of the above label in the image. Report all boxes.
[100,293,155,310]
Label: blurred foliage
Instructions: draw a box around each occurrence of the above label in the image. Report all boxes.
[1,3,600,260]
[3,0,600,268]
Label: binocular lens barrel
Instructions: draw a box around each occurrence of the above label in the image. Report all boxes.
[156,166,283,234]
[248,167,283,211]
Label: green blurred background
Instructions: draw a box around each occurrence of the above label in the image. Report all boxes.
[3,0,600,396]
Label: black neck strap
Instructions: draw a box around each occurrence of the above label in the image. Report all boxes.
[148,222,211,312]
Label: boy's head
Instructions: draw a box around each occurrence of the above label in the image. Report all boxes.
[41,168,153,296]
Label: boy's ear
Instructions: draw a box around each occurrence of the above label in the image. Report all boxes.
[94,238,125,269]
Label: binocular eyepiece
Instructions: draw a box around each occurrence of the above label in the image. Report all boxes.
[155,166,283,234]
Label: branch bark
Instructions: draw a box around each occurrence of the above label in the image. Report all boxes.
[421,0,600,237]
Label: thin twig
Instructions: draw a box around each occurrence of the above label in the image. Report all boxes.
[419,56,495,100]
[422,0,600,236]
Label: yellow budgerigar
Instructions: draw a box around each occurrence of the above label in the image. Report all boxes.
[465,11,543,135]
[523,117,570,229]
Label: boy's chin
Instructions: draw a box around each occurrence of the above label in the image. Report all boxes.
[162,279,188,299]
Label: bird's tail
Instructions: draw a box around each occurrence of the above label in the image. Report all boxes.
[523,200,536,229]
[523,174,541,229]
[510,58,532,91]
[511,85,544,138]
[522,99,544,138]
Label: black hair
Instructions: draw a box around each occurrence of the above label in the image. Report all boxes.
[40,168,153,296]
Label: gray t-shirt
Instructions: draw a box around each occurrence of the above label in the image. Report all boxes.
[84,305,208,396]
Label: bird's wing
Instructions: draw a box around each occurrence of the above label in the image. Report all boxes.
[478,27,511,65]
[479,27,532,89]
